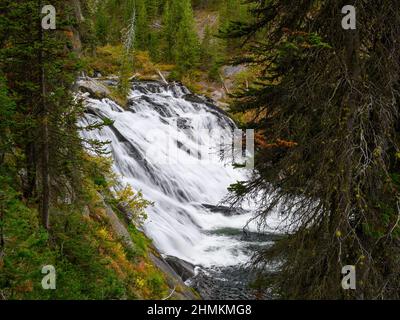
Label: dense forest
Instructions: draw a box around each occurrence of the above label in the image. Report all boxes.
[0,0,399,300]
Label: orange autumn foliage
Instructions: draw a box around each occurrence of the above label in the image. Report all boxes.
[255,131,298,150]
[63,30,74,40]
[15,280,33,293]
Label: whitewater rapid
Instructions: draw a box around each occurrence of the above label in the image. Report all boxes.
[80,79,278,268]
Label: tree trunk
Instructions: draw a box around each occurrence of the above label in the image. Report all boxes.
[0,199,4,251]
[344,28,364,299]
[24,142,36,199]
[38,0,50,230]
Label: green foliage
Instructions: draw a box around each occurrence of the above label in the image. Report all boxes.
[127,225,151,257]
[218,0,250,52]
[82,45,126,76]
[228,181,248,197]
[200,26,215,70]
[135,0,150,50]
[0,152,168,300]
[174,0,200,74]
[161,0,200,74]
[95,8,108,46]
[161,0,177,62]
[225,0,400,299]
[0,1,172,300]
[85,0,246,83]
[0,194,168,299]
[0,75,15,160]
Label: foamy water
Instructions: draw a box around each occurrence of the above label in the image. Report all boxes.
[80,80,279,267]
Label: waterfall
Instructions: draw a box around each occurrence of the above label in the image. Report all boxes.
[80,80,278,268]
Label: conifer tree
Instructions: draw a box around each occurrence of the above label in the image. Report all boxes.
[0,0,94,228]
[145,0,163,20]
[161,0,176,62]
[225,0,400,299]
[95,7,108,45]
[200,25,214,69]
[218,0,245,52]
[0,75,15,172]
[135,0,150,50]
[174,0,200,73]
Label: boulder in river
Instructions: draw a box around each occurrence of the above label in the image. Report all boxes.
[165,255,196,281]
[202,204,248,216]
[149,253,200,300]
[77,78,110,99]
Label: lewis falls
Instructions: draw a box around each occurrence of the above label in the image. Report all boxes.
[79,78,280,299]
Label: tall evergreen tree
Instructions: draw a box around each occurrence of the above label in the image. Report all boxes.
[0,0,94,228]
[174,0,200,74]
[226,0,400,299]
[95,7,108,45]
[218,0,246,52]
[145,0,164,19]
[161,0,177,62]
[0,75,15,177]
[135,0,150,50]
[200,25,214,69]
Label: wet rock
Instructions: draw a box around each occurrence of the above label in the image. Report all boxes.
[93,70,102,78]
[202,204,248,216]
[177,117,192,130]
[132,80,167,94]
[186,97,236,130]
[77,78,110,99]
[182,94,207,105]
[165,256,196,281]
[241,230,283,242]
[149,253,199,300]
[176,141,191,155]
[102,78,119,87]
[84,105,106,119]
[189,265,268,300]
[141,95,176,117]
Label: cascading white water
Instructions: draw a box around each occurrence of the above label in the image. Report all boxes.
[80,80,278,268]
